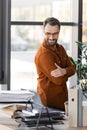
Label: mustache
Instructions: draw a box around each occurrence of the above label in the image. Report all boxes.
[48,39,57,41]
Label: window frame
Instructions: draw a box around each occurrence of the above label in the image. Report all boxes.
[0,0,83,90]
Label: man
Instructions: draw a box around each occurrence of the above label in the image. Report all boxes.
[34,17,76,109]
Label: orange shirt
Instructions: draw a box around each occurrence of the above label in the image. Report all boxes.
[34,39,76,109]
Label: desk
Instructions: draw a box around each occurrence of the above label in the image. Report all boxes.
[0,110,87,130]
[0,125,12,130]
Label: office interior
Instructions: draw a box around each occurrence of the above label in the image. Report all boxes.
[0,0,87,91]
[0,0,87,129]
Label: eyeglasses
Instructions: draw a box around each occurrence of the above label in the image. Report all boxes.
[44,32,59,37]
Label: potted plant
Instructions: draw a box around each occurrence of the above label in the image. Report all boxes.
[71,41,87,91]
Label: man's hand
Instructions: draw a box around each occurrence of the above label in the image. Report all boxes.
[51,63,66,77]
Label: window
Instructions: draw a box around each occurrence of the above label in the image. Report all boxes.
[10,0,79,90]
[11,0,74,22]
[82,0,87,43]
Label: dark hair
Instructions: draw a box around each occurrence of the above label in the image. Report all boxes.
[43,17,61,30]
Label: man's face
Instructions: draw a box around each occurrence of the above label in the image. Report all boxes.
[44,23,60,46]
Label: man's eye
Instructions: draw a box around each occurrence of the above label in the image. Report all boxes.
[46,33,50,35]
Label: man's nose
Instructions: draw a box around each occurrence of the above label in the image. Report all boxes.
[49,34,54,39]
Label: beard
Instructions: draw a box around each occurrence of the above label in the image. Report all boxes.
[46,39,57,46]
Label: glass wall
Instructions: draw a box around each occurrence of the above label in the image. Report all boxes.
[11,0,74,22]
[82,0,87,43]
[11,0,78,90]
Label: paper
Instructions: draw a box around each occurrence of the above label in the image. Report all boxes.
[0,90,35,108]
